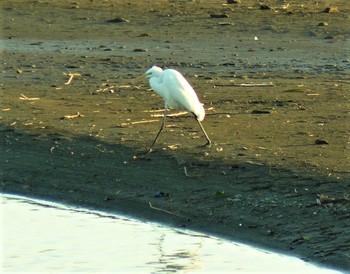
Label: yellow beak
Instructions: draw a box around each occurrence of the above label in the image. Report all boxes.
[133,73,147,82]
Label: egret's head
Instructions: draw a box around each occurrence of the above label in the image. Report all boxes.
[145,66,163,79]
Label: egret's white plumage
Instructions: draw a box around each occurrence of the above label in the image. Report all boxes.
[145,66,211,152]
[146,66,205,121]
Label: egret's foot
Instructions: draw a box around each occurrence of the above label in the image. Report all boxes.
[133,150,152,161]
[143,147,154,155]
[198,141,211,149]
[132,147,154,159]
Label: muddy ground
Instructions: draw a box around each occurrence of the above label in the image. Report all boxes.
[1,0,349,271]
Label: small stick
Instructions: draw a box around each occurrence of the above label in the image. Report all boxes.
[19,94,40,101]
[60,112,84,120]
[96,86,116,93]
[118,85,142,89]
[233,82,274,87]
[116,119,159,127]
[64,73,81,85]
[143,109,167,113]
[183,166,201,178]
[149,202,189,219]
[117,85,141,90]
[151,111,189,118]
[184,166,190,177]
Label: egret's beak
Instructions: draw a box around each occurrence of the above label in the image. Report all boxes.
[133,73,147,82]
[145,71,152,79]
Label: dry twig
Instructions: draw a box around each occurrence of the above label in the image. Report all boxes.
[60,112,84,120]
[64,73,81,85]
[149,202,189,219]
[116,119,159,128]
[19,94,40,101]
[233,82,274,87]
[151,111,189,118]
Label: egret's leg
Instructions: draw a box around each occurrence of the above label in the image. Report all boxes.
[147,108,167,153]
[193,114,212,148]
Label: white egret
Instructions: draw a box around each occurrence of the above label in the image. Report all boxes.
[145,66,211,153]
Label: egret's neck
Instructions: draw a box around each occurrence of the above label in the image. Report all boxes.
[149,76,165,97]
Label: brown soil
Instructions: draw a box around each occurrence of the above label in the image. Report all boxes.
[1,0,349,271]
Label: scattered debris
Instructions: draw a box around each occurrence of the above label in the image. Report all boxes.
[324,7,339,13]
[96,85,116,93]
[306,93,319,96]
[137,33,151,37]
[149,202,190,220]
[215,190,227,198]
[266,229,275,236]
[283,88,305,93]
[227,0,241,4]
[260,4,271,10]
[210,14,229,18]
[19,94,40,101]
[302,235,311,241]
[315,139,329,145]
[251,110,271,114]
[318,22,329,27]
[167,144,178,151]
[183,166,202,178]
[233,82,274,87]
[260,3,290,11]
[133,48,148,52]
[107,17,129,23]
[154,191,170,198]
[132,154,151,161]
[118,85,139,89]
[184,166,190,177]
[151,111,189,118]
[59,112,84,120]
[218,22,234,26]
[95,84,141,93]
[316,194,350,204]
[116,119,159,128]
[64,72,81,85]
[143,109,166,113]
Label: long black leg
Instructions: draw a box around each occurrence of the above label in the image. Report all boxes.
[193,113,212,148]
[146,107,167,153]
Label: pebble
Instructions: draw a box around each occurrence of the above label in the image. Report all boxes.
[260,4,271,10]
[133,48,148,52]
[154,191,170,198]
[251,110,271,114]
[318,22,328,26]
[107,17,129,23]
[315,139,329,145]
[210,14,229,18]
[324,7,339,13]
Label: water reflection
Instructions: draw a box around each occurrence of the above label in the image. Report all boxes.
[148,232,205,273]
[1,194,341,273]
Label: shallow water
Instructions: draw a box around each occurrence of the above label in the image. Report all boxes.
[1,194,342,273]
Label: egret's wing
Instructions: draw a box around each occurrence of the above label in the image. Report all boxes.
[163,70,204,120]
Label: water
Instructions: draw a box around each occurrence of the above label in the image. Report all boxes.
[1,194,342,273]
